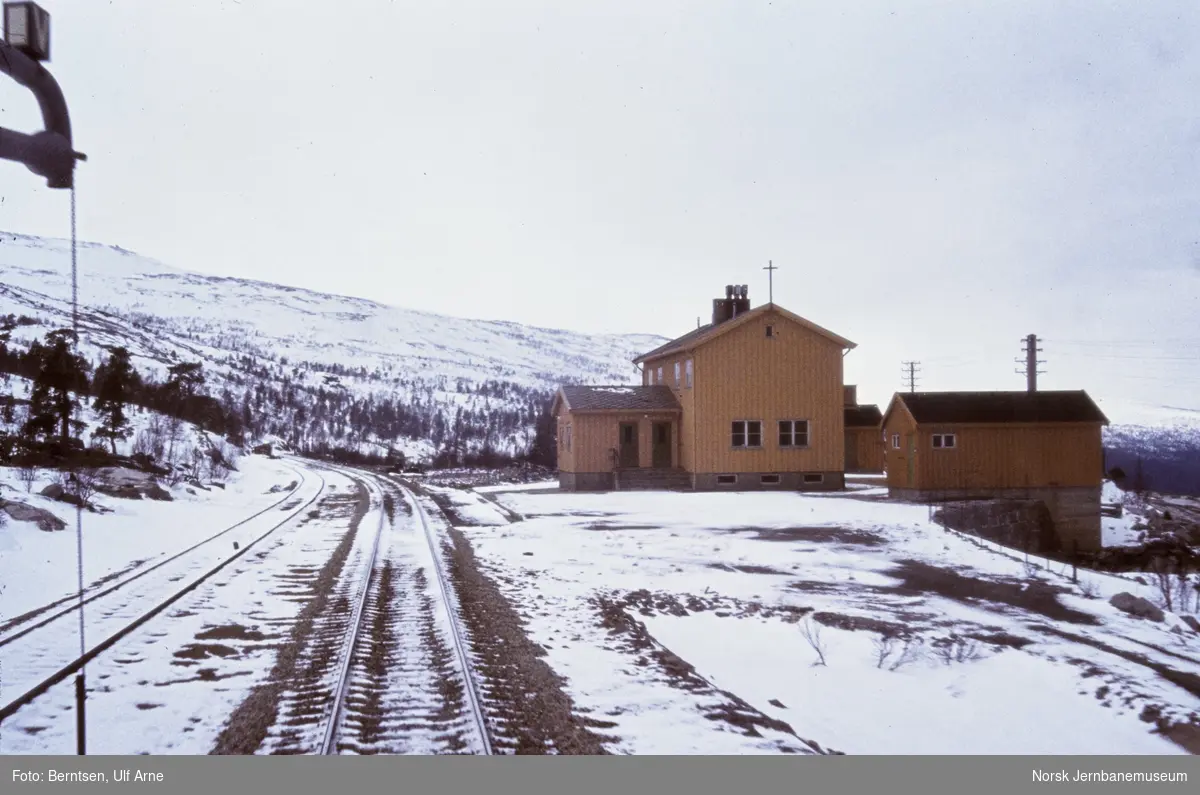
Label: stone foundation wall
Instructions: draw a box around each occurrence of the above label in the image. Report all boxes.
[693,472,845,491]
[933,499,1059,554]
[891,486,1102,552]
[558,471,614,491]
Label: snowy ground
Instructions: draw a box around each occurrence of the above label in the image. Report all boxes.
[0,461,360,754]
[0,455,305,622]
[454,488,1200,755]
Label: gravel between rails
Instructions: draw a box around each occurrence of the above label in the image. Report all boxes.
[434,517,615,754]
[209,481,371,755]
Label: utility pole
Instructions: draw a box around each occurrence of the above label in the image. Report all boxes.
[901,361,921,393]
[763,260,778,304]
[1015,334,1045,392]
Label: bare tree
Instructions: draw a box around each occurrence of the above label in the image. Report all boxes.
[800,617,828,667]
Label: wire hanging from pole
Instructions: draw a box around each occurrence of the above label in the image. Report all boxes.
[70,184,87,754]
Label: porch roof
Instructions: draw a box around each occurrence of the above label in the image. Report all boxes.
[556,385,682,413]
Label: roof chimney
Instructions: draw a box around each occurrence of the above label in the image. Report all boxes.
[713,286,736,325]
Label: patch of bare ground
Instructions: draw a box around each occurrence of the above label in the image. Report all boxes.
[886,560,1099,625]
[811,612,907,635]
[708,563,792,576]
[1037,625,1200,754]
[195,624,270,642]
[593,594,837,754]
[209,481,370,755]
[583,522,661,531]
[724,526,885,546]
[618,588,813,623]
[441,523,613,754]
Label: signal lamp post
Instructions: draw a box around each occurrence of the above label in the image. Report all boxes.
[2,2,88,755]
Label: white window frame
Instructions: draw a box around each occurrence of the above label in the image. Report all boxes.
[685,359,693,388]
[657,366,664,384]
[932,433,956,450]
[778,419,810,448]
[674,361,681,386]
[891,433,901,449]
[731,420,763,448]
[566,424,572,452]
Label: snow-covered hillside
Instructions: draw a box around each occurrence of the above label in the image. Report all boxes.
[0,231,666,462]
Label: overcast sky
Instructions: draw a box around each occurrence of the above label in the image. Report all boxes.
[2,1,1199,413]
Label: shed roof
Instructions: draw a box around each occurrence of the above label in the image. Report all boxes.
[554,385,682,414]
[844,404,883,428]
[633,303,855,364]
[884,390,1109,426]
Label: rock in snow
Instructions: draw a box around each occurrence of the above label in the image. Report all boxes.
[1108,592,1165,622]
[0,499,67,532]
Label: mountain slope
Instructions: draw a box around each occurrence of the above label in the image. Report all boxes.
[0,231,665,462]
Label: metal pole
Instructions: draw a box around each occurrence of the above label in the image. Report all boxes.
[70,185,86,754]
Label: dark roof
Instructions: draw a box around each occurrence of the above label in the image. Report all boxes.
[635,323,715,363]
[894,391,1109,425]
[558,385,681,413]
[845,404,883,428]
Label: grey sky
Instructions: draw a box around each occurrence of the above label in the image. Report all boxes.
[2,1,1199,413]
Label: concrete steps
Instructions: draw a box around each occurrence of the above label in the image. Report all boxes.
[615,467,692,490]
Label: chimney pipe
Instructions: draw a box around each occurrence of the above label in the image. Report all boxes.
[726,285,734,299]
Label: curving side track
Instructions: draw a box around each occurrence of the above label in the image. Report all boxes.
[0,466,329,724]
[0,463,313,647]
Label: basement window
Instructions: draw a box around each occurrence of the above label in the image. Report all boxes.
[779,419,810,447]
[803,473,825,484]
[716,474,738,485]
[932,433,956,449]
[891,433,900,449]
[732,420,762,448]
[761,474,781,485]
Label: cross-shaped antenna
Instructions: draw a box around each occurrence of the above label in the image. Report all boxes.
[763,260,777,304]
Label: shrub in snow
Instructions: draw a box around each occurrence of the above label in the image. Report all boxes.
[931,634,983,665]
[873,631,923,671]
[800,617,828,667]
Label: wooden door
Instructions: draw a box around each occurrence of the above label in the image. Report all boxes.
[844,430,859,472]
[652,422,672,468]
[905,433,916,487]
[618,423,639,468]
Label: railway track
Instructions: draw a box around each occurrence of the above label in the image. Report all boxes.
[269,468,492,755]
[0,463,312,646]
[0,466,329,725]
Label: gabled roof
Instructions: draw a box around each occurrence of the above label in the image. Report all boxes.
[553,385,682,414]
[633,303,855,364]
[844,404,883,428]
[881,390,1110,427]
